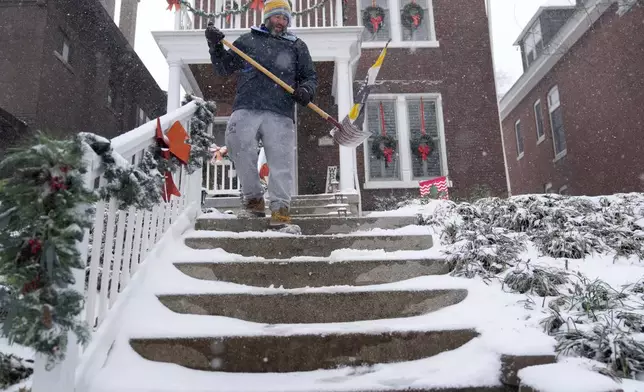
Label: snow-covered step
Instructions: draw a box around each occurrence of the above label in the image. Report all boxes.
[194,215,420,234]
[174,258,450,288]
[184,234,433,258]
[128,329,478,373]
[156,289,467,323]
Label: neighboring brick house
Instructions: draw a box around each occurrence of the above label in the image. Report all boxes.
[0,0,166,153]
[499,0,644,196]
[156,0,507,210]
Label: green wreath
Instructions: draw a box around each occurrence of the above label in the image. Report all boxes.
[363,5,386,34]
[410,134,436,161]
[371,134,397,166]
[401,2,424,30]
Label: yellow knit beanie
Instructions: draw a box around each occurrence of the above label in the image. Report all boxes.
[264,0,292,24]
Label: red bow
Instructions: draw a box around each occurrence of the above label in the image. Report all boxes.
[370,15,383,33]
[411,14,421,27]
[383,147,394,164]
[156,118,190,202]
[167,0,181,11]
[418,144,430,161]
[249,0,264,9]
[29,239,42,255]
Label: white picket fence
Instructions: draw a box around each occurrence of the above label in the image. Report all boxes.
[205,159,241,196]
[31,102,204,392]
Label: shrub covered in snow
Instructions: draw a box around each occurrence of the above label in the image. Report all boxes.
[0,352,33,389]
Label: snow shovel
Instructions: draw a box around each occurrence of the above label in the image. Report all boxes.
[217,34,370,147]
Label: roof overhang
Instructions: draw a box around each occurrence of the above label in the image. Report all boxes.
[499,0,612,120]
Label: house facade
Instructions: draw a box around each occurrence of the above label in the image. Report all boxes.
[0,0,167,153]
[156,0,507,210]
[499,0,644,196]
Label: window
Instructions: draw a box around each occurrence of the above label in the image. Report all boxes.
[54,29,72,64]
[107,88,113,107]
[136,107,150,127]
[407,98,441,179]
[524,21,543,68]
[534,100,545,142]
[548,86,567,159]
[366,100,401,181]
[359,0,436,47]
[515,120,524,159]
[559,185,569,195]
[544,182,553,193]
[363,94,446,189]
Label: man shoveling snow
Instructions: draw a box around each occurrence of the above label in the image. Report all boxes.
[205,0,317,234]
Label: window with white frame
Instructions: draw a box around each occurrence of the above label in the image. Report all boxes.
[548,86,567,158]
[363,94,445,187]
[515,120,524,158]
[55,28,72,64]
[524,20,543,68]
[359,0,435,45]
[365,100,401,181]
[407,98,441,179]
[544,182,553,193]
[559,185,569,195]
[534,100,545,142]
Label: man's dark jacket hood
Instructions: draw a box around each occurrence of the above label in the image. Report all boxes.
[209,25,318,120]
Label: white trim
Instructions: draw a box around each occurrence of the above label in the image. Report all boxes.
[513,5,575,45]
[547,85,567,160]
[544,182,553,193]
[559,184,569,194]
[362,93,447,187]
[533,99,545,144]
[499,0,611,120]
[355,0,438,48]
[514,119,524,159]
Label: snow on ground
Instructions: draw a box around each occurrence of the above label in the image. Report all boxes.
[0,338,33,392]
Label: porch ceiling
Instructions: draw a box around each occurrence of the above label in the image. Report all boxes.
[152,27,364,64]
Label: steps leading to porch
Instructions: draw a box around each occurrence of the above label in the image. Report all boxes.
[204,192,360,216]
[87,214,555,392]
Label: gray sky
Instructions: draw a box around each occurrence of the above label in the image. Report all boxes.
[129,0,575,96]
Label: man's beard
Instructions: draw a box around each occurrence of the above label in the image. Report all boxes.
[266,20,287,36]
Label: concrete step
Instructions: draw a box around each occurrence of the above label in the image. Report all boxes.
[204,193,359,209]
[184,234,433,258]
[174,259,449,288]
[157,289,467,323]
[194,215,420,235]
[129,329,477,373]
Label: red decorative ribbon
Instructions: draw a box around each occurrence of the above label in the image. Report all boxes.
[29,239,42,255]
[411,14,421,27]
[383,147,394,163]
[420,97,426,136]
[418,144,430,161]
[156,118,182,202]
[167,0,181,11]
[379,101,386,137]
[370,15,383,34]
[249,0,264,9]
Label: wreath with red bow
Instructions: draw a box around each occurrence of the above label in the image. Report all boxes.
[371,135,397,167]
[411,134,435,162]
[401,2,424,30]
[363,6,386,34]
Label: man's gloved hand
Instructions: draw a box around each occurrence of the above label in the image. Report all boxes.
[205,23,225,48]
[292,86,312,106]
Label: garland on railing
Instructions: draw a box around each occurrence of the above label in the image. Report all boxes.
[0,96,216,366]
[80,95,217,211]
[0,133,95,366]
[172,0,347,22]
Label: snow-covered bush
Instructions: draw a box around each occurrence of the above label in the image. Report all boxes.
[541,274,644,378]
[504,262,569,297]
[0,352,33,389]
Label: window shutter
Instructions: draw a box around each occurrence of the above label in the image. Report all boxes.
[366,100,400,180]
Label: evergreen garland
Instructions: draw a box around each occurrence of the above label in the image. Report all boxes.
[410,134,435,161]
[0,133,95,366]
[400,2,424,30]
[363,5,386,34]
[81,95,217,211]
[371,134,397,166]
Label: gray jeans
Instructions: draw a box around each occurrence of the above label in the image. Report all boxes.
[225,109,295,211]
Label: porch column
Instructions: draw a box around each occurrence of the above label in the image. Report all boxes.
[167,57,182,112]
[336,58,355,191]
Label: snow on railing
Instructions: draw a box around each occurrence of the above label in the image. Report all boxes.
[31,102,204,392]
[181,0,343,30]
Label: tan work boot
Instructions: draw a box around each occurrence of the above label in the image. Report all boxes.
[238,197,266,218]
[270,207,301,234]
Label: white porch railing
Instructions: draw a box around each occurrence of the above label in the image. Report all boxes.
[178,0,344,30]
[31,102,205,392]
[204,159,241,196]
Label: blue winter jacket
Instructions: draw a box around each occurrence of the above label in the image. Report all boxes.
[209,25,318,121]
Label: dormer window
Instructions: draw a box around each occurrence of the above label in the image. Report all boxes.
[524,21,543,67]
